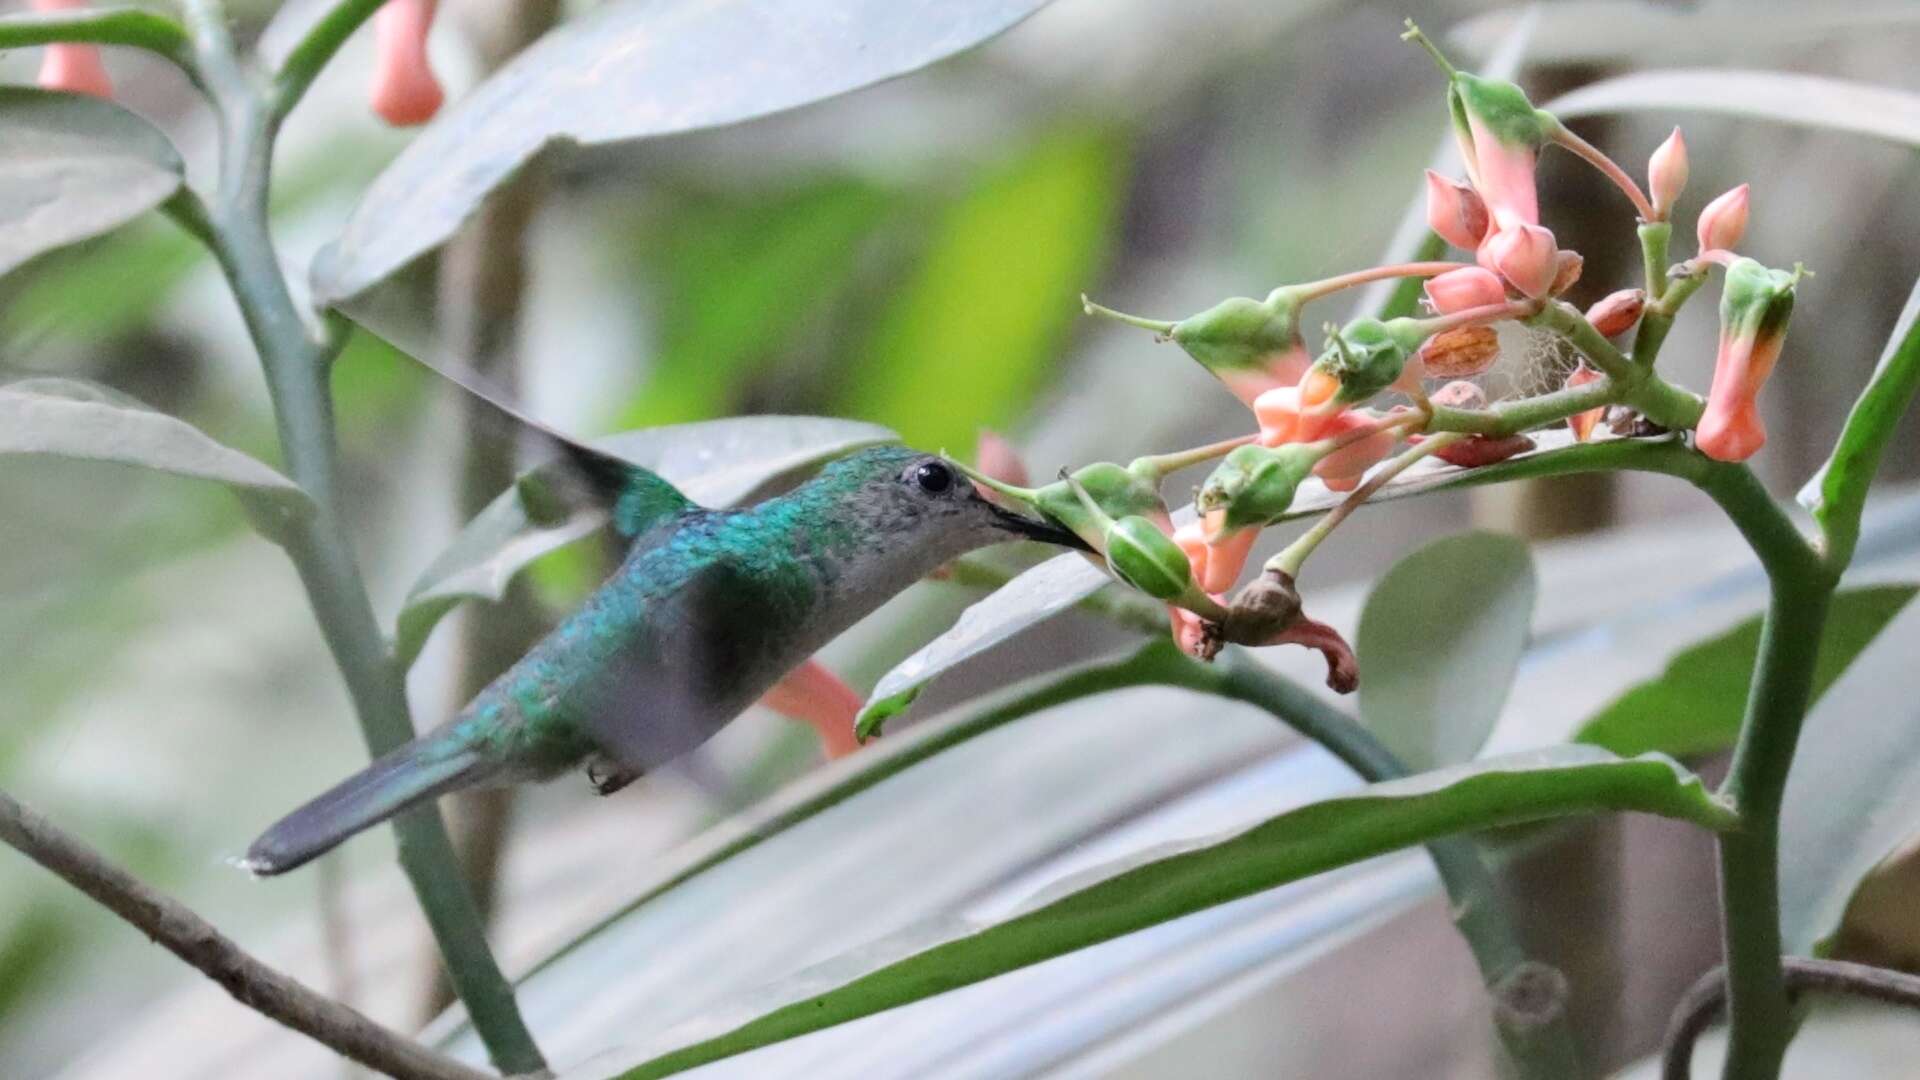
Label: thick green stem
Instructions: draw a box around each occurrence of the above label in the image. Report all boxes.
[1532,301,1703,430]
[0,6,197,72]
[1428,376,1615,437]
[1638,222,1672,304]
[272,0,388,118]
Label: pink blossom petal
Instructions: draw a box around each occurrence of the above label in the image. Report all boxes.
[371,0,444,127]
[759,658,864,759]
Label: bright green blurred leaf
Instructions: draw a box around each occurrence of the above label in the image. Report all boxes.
[0,377,311,543]
[0,87,182,279]
[1575,585,1916,759]
[313,0,1056,302]
[1359,532,1535,772]
[611,746,1732,1079]
[836,127,1122,452]
[1549,70,1920,147]
[395,415,898,666]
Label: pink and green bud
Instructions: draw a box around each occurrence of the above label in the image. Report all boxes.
[371,0,444,127]
[1648,127,1688,221]
[1480,223,1559,299]
[1084,291,1307,406]
[33,0,112,98]
[1696,184,1750,255]
[1564,361,1605,442]
[1196,443,1318,534]
[1312,317,1429,404]
[1697,258,1796,462]
[1425,266,1506,315]
[1586,288,1646,338]
[1447,72,1550,229]
[1424,170,1491,251]
[1313,411,1398,493]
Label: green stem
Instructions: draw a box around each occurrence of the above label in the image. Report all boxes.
[1270,432,1463,578]
[1532,300,1703,430]
[271,0,388,118]
[1130,433,1258,479]
[1639,222,1672,304]
[1288,261,1468,304]
[178,3,546,1071]
[1428,376,1614,437]
[0,6,196,72]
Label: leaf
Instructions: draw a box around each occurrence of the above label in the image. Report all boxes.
[1548,70,1920,148]
[834,127,1122,452]
[1576,585,1917,759]
[1358,532,1535,772]
[1779,597,1920,954]
[0,87,183,279]
[311,0,1056,303]
[0,377,312,543]
[394,415,897,666]
[607,746,1732,1079]
[1454,4,1920,67]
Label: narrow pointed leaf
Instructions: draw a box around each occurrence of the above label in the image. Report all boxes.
[0,377,311,543]
[312,0,1054,303]
[1549,70,1920,147]
[1358,532,1535,771]
[607,747,1732,1079]
[0,87,183,279]
[395,416,896,666]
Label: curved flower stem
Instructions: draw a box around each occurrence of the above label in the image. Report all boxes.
[272,0,388,118]
[1545,118,1657,221]
[1289,261,1469,304]
[1080,294,1176,334]
[0,6,197,74]
[1267,432,1463,578]
[1131,433,1259,480]
[1664,957,1920,1080]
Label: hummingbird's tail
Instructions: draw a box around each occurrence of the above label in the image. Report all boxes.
[241,729,493,876]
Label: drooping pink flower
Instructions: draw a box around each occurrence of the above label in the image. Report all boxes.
[1648,127,1688,221]
[370,0,444,127]
[1696,258,1796,462]
[1313,412,1397,492]
[1697,184,1750,255]
[1425,266,1507,315]
[32,0,112,98]
[759,658,864,759]
[1479,223,1559,299]
[1564,361,1605,442]
[1424,170,1491,251]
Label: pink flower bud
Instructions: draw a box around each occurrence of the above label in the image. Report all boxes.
[760,658,863,759]
[1648,127,1688,220]
[1313,412,1397,493]
[1424,432,1536,468]
[972,429,1029,502]
[32,0,112,98]
[1697,184,1750,255]
[1586,288,1646,338]
[1564,361,1605,442]
[1425,266,1506,315]
[1424,170,1491,251]
[371,0,444,127]
[1481,223,1559,300]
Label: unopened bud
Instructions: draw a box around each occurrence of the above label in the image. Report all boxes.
[1585,288,1646,338]
[1414,432,1535,468]
[1418,325,1500,378]
[1425,266,1506,315]
[1697,184,1750,254]
[1104,516,1193,601]
[1550,250,1584,295]
[1564,361,1605,442]
[1196,443,1318,534]
[1648,127,1688,220]
[1313,317,1428,404]
[1482,223,1558,299]
[1424,170,1491,250]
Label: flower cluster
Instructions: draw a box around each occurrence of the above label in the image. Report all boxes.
[977,23,1803,690]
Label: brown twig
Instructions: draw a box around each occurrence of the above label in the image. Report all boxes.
[0,789,498,1080]
[1662,956,1920,1080]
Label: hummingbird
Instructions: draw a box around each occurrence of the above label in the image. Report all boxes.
[243,442,1084,875]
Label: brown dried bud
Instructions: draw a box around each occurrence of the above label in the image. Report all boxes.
[1585,288,1647,338]
[1550,250,1584,296]
[1429,380,1487,410]
[1223,570,1358,694]
[1418,325,1500,378]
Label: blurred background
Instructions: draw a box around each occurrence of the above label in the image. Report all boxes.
[3,1,1920,1077]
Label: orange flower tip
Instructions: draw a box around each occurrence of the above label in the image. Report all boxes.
[1697,184,1750,254]
[1299,367,1341,408]
[1648,127,1688,220]
[1424,266,1506,315]
[1696,406,1766,462]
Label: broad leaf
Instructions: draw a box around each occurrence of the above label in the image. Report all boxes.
[606,746,1732,1079]
[0,87,183,278]
[0,377,311,543]
[1549,70,1920,147]
[312,0,1055,303]
[395,416,897,666]
[1780,598,1920,954]
[1358,532,1535,772]
[1576,585,1917,759]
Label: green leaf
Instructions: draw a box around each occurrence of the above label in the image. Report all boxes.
[1359,532,1535,772]
[1548,70,1920,147]
[0,377,312,543]
[1799,276,1920,568]
[394,415,897,666]
[0,87,183,279]
[312,0,1055,303]
[835,127,1123,452]
[1575,585,1916,759]
[609,746,1732,1079]
[1779,597,1920,954]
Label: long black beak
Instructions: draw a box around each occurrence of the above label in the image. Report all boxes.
[989,503,1093,551]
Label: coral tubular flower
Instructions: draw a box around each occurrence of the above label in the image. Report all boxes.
[1425,266,1506,315]
[32,0,112,98]
[1648,127,1688,221]
[1445,72,1549,229]
[1313,413,1397,493]
[1481,223,1559,299]
[371,0,444,127]
[1254,385,1339,445]
[1564,362,1605,442]
[1697,184,1750,255]
[1697,259,1796,462]
[1425,170,1491,250]
[760,659,864,759]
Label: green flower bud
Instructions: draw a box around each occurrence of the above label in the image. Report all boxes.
[1104,515,1193,601]
[1033,462,1167,547]
[1312,317,1428,404]
[1196,443,1318,532]
[1720,258,1797,340]
[1170,293,1302,373]
[1447,72,1549,160]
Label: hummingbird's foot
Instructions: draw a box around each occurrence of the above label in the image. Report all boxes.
[585,755,641,796]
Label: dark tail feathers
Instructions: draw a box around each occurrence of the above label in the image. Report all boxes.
[241,732,490,876]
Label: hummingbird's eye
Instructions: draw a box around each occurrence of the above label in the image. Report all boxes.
[911,460,954,494]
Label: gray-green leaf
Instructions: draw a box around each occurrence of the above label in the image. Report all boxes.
[0,87,183,278]
[1359,532,1535,772]
[312,0,1054,303]
[395,416,896,666]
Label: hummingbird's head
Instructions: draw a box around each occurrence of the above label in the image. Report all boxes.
[824,446,1089,556]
